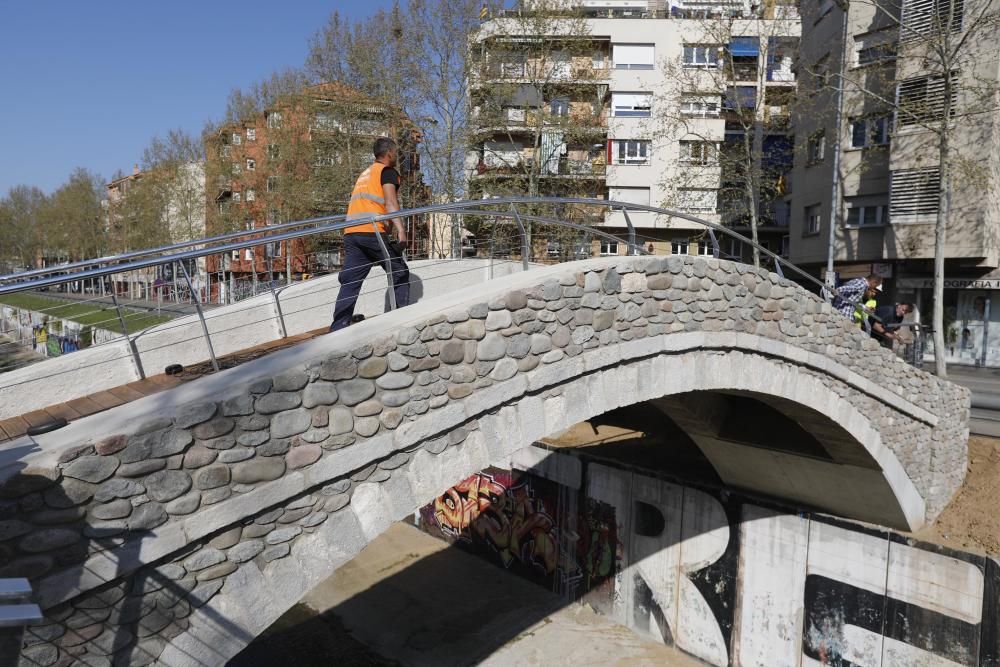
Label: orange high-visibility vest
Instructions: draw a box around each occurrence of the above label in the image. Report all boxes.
[344,162,389,234]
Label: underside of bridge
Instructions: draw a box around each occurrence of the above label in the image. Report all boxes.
[544,389,907,527]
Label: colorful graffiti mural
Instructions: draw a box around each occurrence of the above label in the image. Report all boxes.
[420,467,620,599]
[418,449,1000,667]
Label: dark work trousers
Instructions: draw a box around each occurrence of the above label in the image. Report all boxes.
[330,232,410,331]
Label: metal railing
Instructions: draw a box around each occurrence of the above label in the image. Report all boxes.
[0,197,889,385]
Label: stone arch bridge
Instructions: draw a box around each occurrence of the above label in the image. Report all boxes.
[2,255,968,666]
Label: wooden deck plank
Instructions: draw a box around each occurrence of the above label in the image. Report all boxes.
[89,391,126,410]
[125,380,159,397]
[44,403,82,422]
[65,396,105,417]
[21,410,56,428]
[108,386,145,403]
[0,417,29,440]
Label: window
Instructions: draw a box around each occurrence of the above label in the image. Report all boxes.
[609,187,651,206]
[807,132,826,164]
[267,208,280,225]
[845,202,887,226]
[232,162,242,175]
[592,52,606,70]
[683,44,719,67]
[546,241,562,257]
[671,238,690,255]
[505,107,526,123]
[679,140,717,165]
[244,218,254,231]
[850,116,891,148]
[550,98,569,116]
[780,235,790,257]
[677,188,717,211]
[246,128,256,141]
[902,0,963,37]
[232,133,242,145]
[500,55,526,78]
[611,93,652,117]
[890,167,941,219]
[897,75,958,127]
[246,158,256,171]
[806,204,822,234]
[600,240,619,256]
[854,36,897,67]
[266,112,282,129]
[266,176,277,193]
[266,144,280,160]
[612,44,655,70]
[724,86,757,109]
[680,95,720,117]
[232,192,242,203]
[697,239,714,256]
[220,145,232,158]
[610,140,651,165]
[246,189,256,202]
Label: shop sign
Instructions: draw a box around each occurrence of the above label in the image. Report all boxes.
[897,278,1000,290]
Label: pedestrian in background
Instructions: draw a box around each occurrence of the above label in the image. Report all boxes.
[833,274,882,318]
[869,302,914,349]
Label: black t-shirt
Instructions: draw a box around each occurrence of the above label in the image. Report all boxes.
[870,305,903,339]
[380,167,400,189]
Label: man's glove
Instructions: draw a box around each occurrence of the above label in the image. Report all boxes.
[388,240,407,255]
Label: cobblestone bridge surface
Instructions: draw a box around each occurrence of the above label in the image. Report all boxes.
[1,255,968,666]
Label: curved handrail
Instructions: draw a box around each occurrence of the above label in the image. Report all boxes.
[0,197,868,320]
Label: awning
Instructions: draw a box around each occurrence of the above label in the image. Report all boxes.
[729,37,759,57]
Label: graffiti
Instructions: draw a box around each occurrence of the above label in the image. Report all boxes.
[419,448,1000,667]
[425,469,568,581]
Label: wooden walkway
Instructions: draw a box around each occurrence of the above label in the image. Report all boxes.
[0,328,326,444]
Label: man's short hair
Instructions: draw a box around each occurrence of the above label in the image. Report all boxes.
[373,137,397,159]
[899,302,915,312]
[866,274,883,282]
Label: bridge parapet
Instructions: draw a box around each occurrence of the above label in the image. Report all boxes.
[2,255,968,666]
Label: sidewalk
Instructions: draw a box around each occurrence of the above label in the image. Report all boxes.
[26,289,213,316]
[232,522,702,667]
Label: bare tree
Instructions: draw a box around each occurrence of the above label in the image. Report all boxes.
[0,185,47,270]
[656,17,799,268]
[469,0,608,258]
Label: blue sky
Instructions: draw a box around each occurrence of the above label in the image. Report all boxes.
[0,1,395,195]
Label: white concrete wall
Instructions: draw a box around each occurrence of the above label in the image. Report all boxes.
[514,449,996,667]
[0,259,532,420]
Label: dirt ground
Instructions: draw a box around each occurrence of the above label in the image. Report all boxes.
[912,435,1000,555]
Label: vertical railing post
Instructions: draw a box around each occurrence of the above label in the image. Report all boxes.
[109,289,146,380]
[621,207,637,255]
[510,205,530,271]
[178,259,219,372]
[371,218,398,311]
[0,578,42,660]
[707,229,721,259]
[266,256,287,338]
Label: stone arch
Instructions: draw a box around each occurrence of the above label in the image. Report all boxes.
[154,344,926,665]
[9,255,965,666]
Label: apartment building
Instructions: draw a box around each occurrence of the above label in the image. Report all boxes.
[105,162,206,300]
[790,0,1000,366]
[471,0,799,263]
[205,82,427,303]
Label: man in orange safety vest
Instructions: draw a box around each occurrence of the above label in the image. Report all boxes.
[330,137,410,331]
